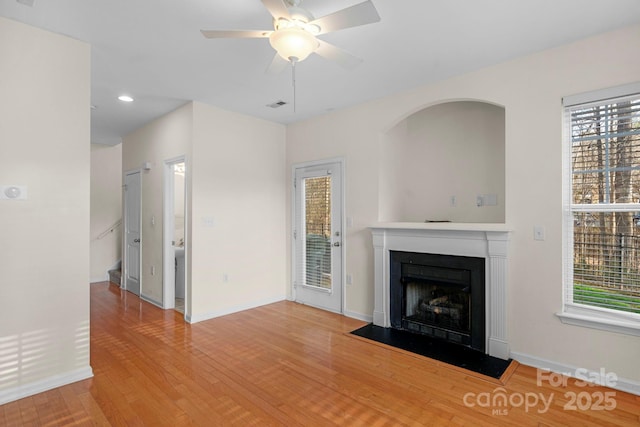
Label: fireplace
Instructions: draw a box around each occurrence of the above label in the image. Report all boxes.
[390,251,485,352]
[371,223,511,360]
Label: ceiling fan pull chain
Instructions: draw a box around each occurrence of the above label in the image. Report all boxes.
[292,60,297,113]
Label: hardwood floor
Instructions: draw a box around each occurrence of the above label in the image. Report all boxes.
[2,282,639,426]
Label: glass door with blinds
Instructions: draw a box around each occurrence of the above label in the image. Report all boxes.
[293,161,343,313]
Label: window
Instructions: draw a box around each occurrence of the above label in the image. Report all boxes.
[560,83,640,335]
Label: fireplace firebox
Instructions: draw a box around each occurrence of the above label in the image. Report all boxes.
[390,251,485,352]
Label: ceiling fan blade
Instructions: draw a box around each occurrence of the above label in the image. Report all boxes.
[265,53,290,74]
[310,0,380,35]
[261,0,291,20]
[200,30,271,39]
[315,40,362,69]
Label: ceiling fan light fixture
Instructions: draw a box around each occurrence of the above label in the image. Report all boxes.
[269,27,318,62]
[274,18,292,30]
[304,23,320,35]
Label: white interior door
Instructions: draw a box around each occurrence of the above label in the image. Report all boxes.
[124,171,141,296]
[293,161,343,313]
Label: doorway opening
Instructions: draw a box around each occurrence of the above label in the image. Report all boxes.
[163,157,187,316]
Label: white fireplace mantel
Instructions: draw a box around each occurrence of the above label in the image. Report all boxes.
[370,222,512,360]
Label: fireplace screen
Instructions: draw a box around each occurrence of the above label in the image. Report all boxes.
[404,280,470,336]
[390,251,485,351]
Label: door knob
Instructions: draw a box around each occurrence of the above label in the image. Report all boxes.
[333,242,340,247]
[134,238,140,243]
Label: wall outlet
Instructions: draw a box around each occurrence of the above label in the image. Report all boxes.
[476,194,498,207]
[151,265,156,276]
[223,273,229,283]
[346,274,353,285]
[450,196,457,207]
[534,225,546,241]
[484,194,498,206]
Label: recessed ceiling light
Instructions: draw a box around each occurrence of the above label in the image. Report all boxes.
[118,95,134,102]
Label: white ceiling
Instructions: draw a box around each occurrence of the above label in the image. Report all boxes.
[2,0,640,145]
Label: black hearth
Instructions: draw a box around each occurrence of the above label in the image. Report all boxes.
[390,251,485,352]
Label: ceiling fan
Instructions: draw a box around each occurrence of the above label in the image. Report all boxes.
[201,0,381,72]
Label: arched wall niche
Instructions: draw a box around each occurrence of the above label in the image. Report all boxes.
[378,100,506,223]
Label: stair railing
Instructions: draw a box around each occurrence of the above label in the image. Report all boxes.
[94,219,122,241]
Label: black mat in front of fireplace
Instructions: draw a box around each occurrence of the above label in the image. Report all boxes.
[351,323,511,379]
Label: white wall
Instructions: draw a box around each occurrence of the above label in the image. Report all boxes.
[122,101,287,321]
[0,17,92,404]
[122,103,193,305]
[286,24,640,384]
[90,143,122,282]
[380,101,505,223]
[190,102,287,321]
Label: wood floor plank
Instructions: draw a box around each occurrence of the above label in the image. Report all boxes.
[2,400,25,427]
[1,281,639,426]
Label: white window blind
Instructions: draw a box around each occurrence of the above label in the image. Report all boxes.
[303,176,332,290]
[563,86,640,320]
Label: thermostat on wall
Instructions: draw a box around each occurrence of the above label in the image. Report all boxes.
[0,185,27,200]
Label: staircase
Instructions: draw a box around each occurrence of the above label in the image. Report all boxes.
[108,269,121,286]
[108,260,122,286]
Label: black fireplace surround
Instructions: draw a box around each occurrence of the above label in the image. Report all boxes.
[390,251,486,352]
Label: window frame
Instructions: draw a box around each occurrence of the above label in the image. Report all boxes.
[558,82,640,336]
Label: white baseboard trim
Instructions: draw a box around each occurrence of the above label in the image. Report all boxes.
[487,337,510,361]
[372,310,386,327]
[0,366,94,405]
[343,310,373,323]
[90,275,108,284]
[141,294,163,308]
[511,351,640,396]
[282,300,372,323]
[186,295,287,324]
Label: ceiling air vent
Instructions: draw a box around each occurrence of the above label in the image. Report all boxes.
[267,100,287,109]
